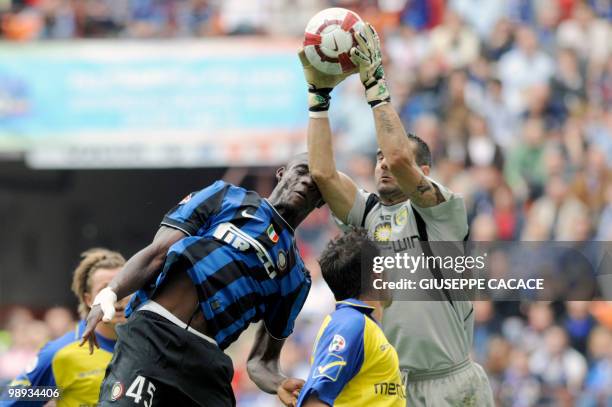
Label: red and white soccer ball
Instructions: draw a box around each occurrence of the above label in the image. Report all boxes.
[303,8,365,75]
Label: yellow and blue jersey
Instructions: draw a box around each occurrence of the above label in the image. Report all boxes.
[297,299,405,407]
[3,320,115,407]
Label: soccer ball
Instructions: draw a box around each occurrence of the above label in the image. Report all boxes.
[303,8,365,75]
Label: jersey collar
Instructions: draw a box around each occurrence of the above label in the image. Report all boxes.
[264,198,295,234]
[336,298,375,315]
[76,320,117,353]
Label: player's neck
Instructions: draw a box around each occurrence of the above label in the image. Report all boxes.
[361,299,383,321]
[267,199,303,229]
[379,191,408,206]
[95,322,118,341]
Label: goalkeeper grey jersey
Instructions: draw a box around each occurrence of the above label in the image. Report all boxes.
[346,178,473,375]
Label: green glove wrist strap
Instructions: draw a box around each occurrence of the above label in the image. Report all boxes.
[308,86,332,117]
[365,78,391,108]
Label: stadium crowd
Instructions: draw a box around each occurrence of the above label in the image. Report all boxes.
[1,0,611,406]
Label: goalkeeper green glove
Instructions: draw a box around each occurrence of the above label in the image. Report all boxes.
[350,23,391,108]
[298,49,356,118]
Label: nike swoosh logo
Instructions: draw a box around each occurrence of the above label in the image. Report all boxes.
[317,361,346,374]
[242,209,264,222]
[332,36,339,51]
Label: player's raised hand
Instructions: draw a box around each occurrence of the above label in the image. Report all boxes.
[79,304,102,354]
[277,378,304,407]
[350,23,391,108]
[79,287,117,354]
[298,49,356,116]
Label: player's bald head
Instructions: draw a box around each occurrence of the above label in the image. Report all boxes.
[285,152,309,169]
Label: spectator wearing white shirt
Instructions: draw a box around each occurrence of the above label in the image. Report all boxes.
[498,26,554,113]
[429,9,480,70]
[449,0,508,39]
[530,326,588,395]
[557,2,610,66]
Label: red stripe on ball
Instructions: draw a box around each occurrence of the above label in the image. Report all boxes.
[339,53,355,72]
[340,12,358,31]
[303,32,322,46]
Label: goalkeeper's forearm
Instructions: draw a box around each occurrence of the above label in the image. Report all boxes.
[308,117,338,182]
[373,103,415,168]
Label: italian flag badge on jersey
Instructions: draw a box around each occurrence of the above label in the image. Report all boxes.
[267,224,279,243]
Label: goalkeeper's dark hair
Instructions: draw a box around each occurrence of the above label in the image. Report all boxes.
[318,228,379,301]
[72,248,125,319]
[407,132,432,167]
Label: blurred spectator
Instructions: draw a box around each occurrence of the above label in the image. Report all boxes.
[473,300,503,362]
[469,78,516,149]
[484,17,515,61]
[550,48,587,119]
[471,213,498,241]
[492,184,522,240]
[518,302,555,353]
[399,0,444,31]
[449,0,508,39]
[504,118,547,200]
[0,315,49,381]
[400,56,444,122]
[464,112,504,169]
[1,5,43,40]
[386,25,430,73]
[563,301,597,354]
[532,0,560,53]
[499,348,542,406]
[176,0,217,37]
[596,183,612,240]
[579,326,612,406]
[498,25,554,113]
[429,9,480,70]
[526,174,589,240]
[43,306,75,340]
[529,325,587,397]
[440,69,471,139]
[218,0,270,35]
[557,1,610,66]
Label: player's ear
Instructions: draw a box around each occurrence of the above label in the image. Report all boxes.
[421,165,430,176]
[276,166,285,182]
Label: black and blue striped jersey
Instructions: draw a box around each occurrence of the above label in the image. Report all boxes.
[126,180,311,349]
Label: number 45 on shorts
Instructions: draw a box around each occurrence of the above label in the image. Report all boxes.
[111,375,156,406]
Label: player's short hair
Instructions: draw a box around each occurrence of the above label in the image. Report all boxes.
[285,152,308,169]
[319,228,379,301]
[71,248,125,319]
[407,133,432,167]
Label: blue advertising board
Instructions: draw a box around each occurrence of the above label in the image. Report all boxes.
[0,40,312,167]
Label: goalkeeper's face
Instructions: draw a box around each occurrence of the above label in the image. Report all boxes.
[375,149,403,198]
[375,143,430,201]
[86,267,128,326]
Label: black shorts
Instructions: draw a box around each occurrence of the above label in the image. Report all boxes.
[98,310,235,407]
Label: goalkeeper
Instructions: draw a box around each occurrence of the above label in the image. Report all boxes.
[299,23,494,406]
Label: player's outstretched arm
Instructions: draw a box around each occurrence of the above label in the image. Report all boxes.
[298,49,359,223]
[80,226,185,353]
[308,117,359,223]
[351,24,444,208]
[247,324,303,405]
